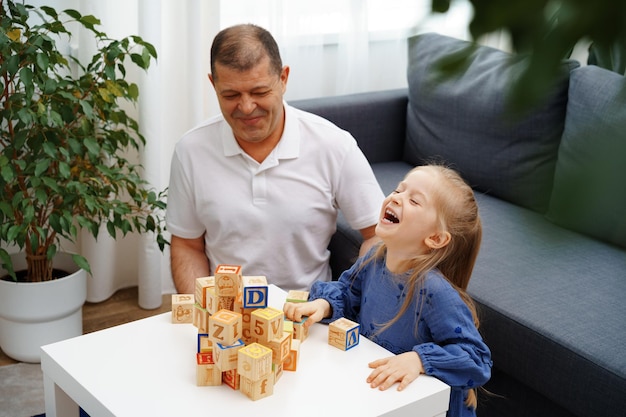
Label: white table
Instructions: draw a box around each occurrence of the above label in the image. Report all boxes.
[41,285,450,417]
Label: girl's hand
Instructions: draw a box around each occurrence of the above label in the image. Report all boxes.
[367,351,424,391]
[283,299,331,328]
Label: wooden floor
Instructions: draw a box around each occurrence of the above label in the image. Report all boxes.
[0,286,172,366]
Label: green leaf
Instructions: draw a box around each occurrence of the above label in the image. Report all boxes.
[44,79,58,94]
[42,142,56,157]
[7,225,22,242]
[0,249,16,281]
[35,159,50,176]
[80,101,94,119]
[49,213,62,233]
[49,111,63,127]
[42,177,60,192]
[72,254,91,274]
[23,204,34,222]
[106,221,116,238]
[6,55,20,76]
[105,80,124,97]
[36,53,50,71]
[84,137,100,155]
[128,83,139,100]
[19,67,34,86]
[46,244,57,260]
[104,64,116,80]
[59,161,71,178]
[0,201,13,217]
[80,15,101,27]
[40,6,58,19]
[98,87,113,103]
[63,9,82,20]
[1,166,14,183]
[17,108,33,125]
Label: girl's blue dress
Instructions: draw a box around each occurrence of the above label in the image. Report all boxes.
[309,252,492,417]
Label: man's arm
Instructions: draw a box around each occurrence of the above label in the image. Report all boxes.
[170,234,210,294]
[358,225,380,257]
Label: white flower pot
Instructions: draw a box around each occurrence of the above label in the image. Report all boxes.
[0,252,87,363]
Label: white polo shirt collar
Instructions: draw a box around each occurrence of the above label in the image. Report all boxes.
[220,102,300,162]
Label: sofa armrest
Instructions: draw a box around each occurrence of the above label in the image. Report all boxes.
[290,88,408,164]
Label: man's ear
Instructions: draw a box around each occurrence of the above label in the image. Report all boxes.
[425,231,451,249]
[280,65,290,93]
[208,73,215,87]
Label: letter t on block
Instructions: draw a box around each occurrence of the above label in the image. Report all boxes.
[328,317,360,351]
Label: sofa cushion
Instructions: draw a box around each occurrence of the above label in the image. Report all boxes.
[405,33,576,212]
[469,193,626,417]
[546,65,626,249]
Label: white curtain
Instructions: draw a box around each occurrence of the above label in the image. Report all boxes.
[28,0,474,308]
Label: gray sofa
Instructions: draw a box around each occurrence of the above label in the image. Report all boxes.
[292,33,626,417]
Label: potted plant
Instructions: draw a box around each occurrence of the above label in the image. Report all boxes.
[0,1,167,362]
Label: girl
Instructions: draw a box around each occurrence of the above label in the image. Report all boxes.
[283,164,492,417]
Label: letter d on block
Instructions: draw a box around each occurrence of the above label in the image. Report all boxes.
[244,288,268,309]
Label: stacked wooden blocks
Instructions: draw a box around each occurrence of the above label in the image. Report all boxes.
[173,264,362,400]
[172,264,310,401]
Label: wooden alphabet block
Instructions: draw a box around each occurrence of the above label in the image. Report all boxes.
[241,276,268,309]
[286,290,309,303]
[214,339,245,371]
[195,276,215,308]
[222,368,240,390]
[171,294,194,323]
[215,264,242,297]
[217,295,235,311]
[196,363,222,386]
[268,331,292,364]
[273,361,284,383]
[205,287,218,315]
[283,320,294,336]
[240,373,274,401]
[292,317,309,342]
[206,287,235,315]
[197,352,214,365]
[239,307,256,345]
[282,339,300,372]
[328,317,360,351]
[237,342,273,381]
[193,303,209,333]
[209,309,243,346]
[197,333,212,353]
[250,307,284,344]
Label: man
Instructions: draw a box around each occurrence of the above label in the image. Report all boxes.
[166,24,384,293]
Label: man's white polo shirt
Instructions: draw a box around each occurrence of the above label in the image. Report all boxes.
[167,103,383,290]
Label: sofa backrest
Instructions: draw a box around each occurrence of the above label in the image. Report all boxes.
[290,89,408,164]
[404,33,578,213]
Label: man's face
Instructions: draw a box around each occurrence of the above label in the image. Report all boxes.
[210,56,289,146]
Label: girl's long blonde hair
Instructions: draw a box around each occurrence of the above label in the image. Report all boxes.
[366,164,482,408]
